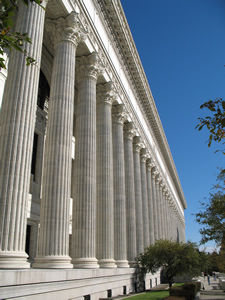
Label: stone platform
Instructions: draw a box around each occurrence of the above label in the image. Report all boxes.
[0,268,160,300]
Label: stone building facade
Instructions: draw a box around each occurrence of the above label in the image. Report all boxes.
[0,0,186,298]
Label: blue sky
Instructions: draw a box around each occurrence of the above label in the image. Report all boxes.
[120,0,225,251]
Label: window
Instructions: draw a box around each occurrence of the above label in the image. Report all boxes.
[37,70,50,110]
[31,133,38,180]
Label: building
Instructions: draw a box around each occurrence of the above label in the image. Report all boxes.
[0,0,187,298]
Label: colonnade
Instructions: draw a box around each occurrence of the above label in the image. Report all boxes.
[0,3,185,269]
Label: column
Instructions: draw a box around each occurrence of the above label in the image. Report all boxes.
[33,12,81,268]
[72,52,100,268]
[124,122,137,265]
[155,176,162,239]
[163,188,169,239]
[96,82,116,268]
[164,191,170,239]
[152,170,159,241]
[112,105,129,268]
[146,160,155,245]
[140,149,149,248]
[159,182,166,240]
[0,0,46,268]
[133,136,144,254]
[168,197,173,240]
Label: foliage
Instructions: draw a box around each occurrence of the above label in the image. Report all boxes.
[208,250,219,272]
[194,192,225,245]
[194,171,225,246]
[0,0,43,69]
[217,238,225,273]
[196,98,225,152]
[138,240,203,288]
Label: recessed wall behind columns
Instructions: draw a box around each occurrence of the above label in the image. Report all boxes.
[0,269,161,300]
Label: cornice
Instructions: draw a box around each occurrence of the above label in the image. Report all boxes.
[95,0,186,209]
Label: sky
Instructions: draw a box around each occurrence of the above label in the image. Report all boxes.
[120,0,225,252]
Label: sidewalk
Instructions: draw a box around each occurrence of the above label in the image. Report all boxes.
[200,276,225,299]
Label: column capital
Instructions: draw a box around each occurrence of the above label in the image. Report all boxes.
[124,122,137,140]
[45,12,87,48]
[133,136,143,153]
[156,175,163,183]
[146,160,155,172]
[76,52,103,82]
[140,148,149,163]
[159,181,164,188]
[152,170,159,180]
[162,186,167,194]
[96,81,116,107]
[112,104,127,125]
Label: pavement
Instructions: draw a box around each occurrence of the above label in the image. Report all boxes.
[199,276,225,300]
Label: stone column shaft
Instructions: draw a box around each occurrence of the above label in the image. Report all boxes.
[96,83,116,268]
[112,105,129,268]
[133,137,144,254]
[34,13,80,268]
[0,1,46,268]
[146,161,155,245]
[152,171,159,241]
[155,177,162,239]
[140,150,150,248]
[159,183,166,239]
[72,53,99,268]
[124,123,137,264]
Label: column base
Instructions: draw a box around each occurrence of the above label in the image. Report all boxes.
[0,251,30,269]
[98,259,117,268]
[72,257,99,269]
[33,255,73,269]
[116,260,129,268]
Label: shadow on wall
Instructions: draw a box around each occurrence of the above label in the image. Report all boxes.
[131,261,146,293]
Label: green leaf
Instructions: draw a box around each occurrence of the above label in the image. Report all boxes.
[12,44,23,52]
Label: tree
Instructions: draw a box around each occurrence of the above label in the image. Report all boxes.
[217,238,225,273]
[194,192,225,245]
[138,240,204,287]
[0,0,43,69]
[196,98,225,176]
[194,170,225,245]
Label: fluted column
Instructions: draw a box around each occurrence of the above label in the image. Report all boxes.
[33,13,82,268]
[0,0,47,268]
[152,170,159,241]
[140,149,149,248]
[72,53,100,268]
[159,182,166,240]
[155,176,162,239]
[96,82,116,268]
[168,198,173,240]
[164,191,169,239]
[133,136,144,254]
[146,160,155,245]
[112,105,129,268]
[124,122,137,265]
